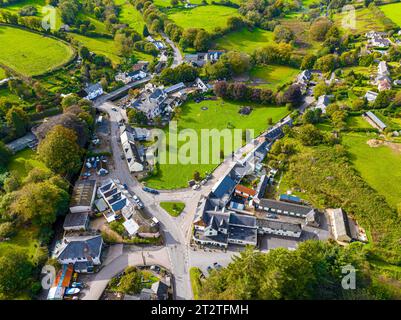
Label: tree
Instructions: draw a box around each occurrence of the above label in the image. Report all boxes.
[127,109,147,125]
[37,125,82,175]
[273,25,294,43]
[0,251,33,298]
[374,91,393,109]
[394,91,401,107]
[118,267,142,294]
[194,30,211,52]
[193,171,201,181]
[301,54,317,70]
[313,81,329,98]
[297,124,324,146]
[79,46,90,60]
[310,17,332,41]
[5,106,30,138]
[0,142,11,170]
[283,84,303,106]
[0,222,15,239]
[314,54,338,73]
[10,179,69,226]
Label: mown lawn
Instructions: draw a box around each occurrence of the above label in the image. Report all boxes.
[144,99,288,189]
[168,5,240,32]
[115,0,146,34]
[380,2,401,27]
[7,149,49,180]
[0,26,74,76]
[70,34,153,65]
[214,28,274,54]
[249,65,299,90]
[346,115,373,130]
[160,201,185,217]
[342,132,401,209]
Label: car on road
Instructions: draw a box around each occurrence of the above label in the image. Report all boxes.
[213,262,222,270]
[120,154,125,160]
[111,107,117,111]
[200,179,207,185]
[123,183,128,190]
[142,187,159,194]
[132,195,144,209]
[192,184,200,190]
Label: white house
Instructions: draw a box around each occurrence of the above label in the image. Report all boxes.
[84,83,103,100]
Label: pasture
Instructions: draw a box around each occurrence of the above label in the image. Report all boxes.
[214,28,274,54]
[144,99,288,189]
[115,0,146,33]
[249,65,299,90]
[70,34,152,65]
[342,132,401,209]
[0,68,6,80]
[380,2,401,27]
[0,26,74,76]
[7,149,49,180]
[167,5,240,32]
[333,8,386,34]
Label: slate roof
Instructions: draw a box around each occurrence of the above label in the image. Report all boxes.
[57,235,102,261]
[164,82,186,94]
[256,219,302,233]
[151,281,169,300]
[84,83,102,95]
[63,213,89,229]
[258,199,314,217]
[228,212,256,228]
[211,175,237,199]
[228,225,257,244]
[365,111,387,130]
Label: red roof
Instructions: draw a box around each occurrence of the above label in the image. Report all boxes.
[235,185,257,197]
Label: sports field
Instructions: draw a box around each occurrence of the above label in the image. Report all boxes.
[145,99,288,189]
[168,5,240,32]
[214,28,274,54]
[342,132,401,208]
[380,2,401,27]
[249,65,299,90]
[0,26,74,76]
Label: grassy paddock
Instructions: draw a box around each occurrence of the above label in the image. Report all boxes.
[0,25,74,76]
[379,2,401,27]
[115,0,146,34]
[168,5,240,32]
[249,65,299,90]
[144,99,288,189]
[342,132,401,208]
[160,201,185,217]
[214,28,274,54]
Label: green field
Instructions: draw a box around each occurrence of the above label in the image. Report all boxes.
[145,99,288,189]
[342,132,401,208]
[346,115,373,130]
[70,33,152,65]
[333,8,386,34]
[249,65,299,90]
[7,149,49,180]
[380,3,401,27]
[0,26,74,76]
[160,201,185,217]
[214,28,274,54]
[0,68,6,80]
[168,5,240,32]
[115,0,146,33]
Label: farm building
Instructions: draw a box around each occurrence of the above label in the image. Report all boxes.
[255,198,315,218]
[328,208,353,243]
[363,111,387,131]
[69,180,97,214]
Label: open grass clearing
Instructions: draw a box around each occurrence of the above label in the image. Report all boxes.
[7,148,49,180]
[333,8,386,35]
[160,201,185,217]
[342,132,401,209]
[70,33,152,65]
[144,98,288,189]
[0,25,74,76]
[167,5,240,32]
[248,65,299,90]
[214,28,274,54]
[379,2,401,27]
[115,0,146,34]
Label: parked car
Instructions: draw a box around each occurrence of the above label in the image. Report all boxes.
[111,107,117,111]
[192,184,200,190]
[120,154,125,160]
[123,183,128,190]
[200,179,207,185]
[213,262,222,270]
[143,187,159,194]
[207,266,213,273]
[71,282,84,289]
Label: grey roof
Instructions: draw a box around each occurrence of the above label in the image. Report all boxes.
[6,132,37,153]
[74,261,93,272]
[164,82,186,94]
[84,83,102,95]
[70,180,96,208]
[228,225,257,244]
[149,88,164,100]
[331,208,352,240]
[63,213,89,229]
[228,213,256,228]
[151,281,169,300]
[211,175,237,199]
[258,199,314,217]
[365,111,387,130]
[257,219,302,233]
[140,288,154,300]
[58,235,102,261]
